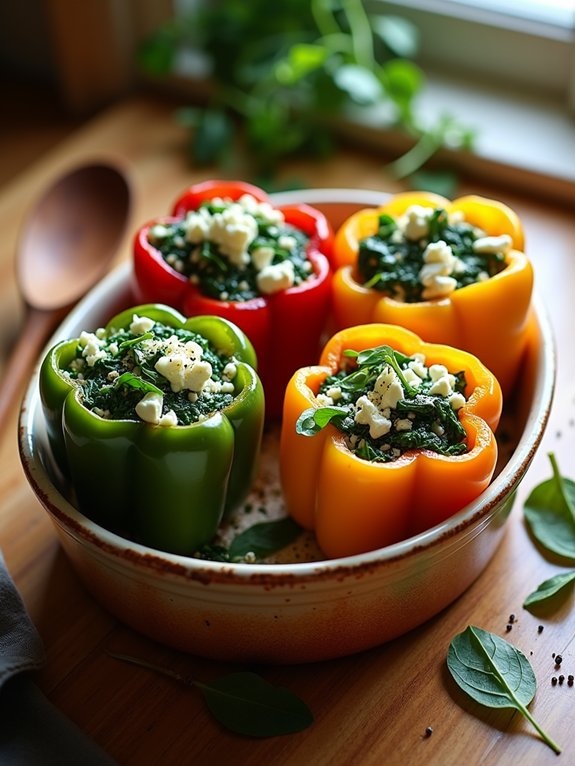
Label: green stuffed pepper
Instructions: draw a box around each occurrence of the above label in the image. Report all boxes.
[40,304,264,556]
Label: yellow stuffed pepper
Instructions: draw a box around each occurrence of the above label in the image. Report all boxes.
[280,323,502,559]
[332,192,533,396]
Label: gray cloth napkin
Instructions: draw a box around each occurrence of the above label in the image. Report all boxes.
[0,551,118,765]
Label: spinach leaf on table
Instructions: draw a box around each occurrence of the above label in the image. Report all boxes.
[447,625,561,754]
[523,570,575,610]
[523,452,575,560]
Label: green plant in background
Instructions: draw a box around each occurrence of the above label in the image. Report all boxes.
[138,0,475,192]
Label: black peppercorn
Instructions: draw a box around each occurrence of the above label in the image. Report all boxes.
[559,675,565,685]
[424,726,433,738]
[552,677,558,686]
[538,625,544,634]
[555,654,563,666]
[568,675,574,687]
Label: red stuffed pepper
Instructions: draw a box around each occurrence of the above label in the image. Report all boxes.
[133,180,334,417]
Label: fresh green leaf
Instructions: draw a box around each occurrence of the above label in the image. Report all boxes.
[197,672,313,737]
[275,43,329,84]
[372,15,419,58]
[524,453,575,560]
[523,570,575,610]
[229,517,302,560]
[113,373,163,396]
[118,332,153,352]
[109,654,313,738]
[296,406,348,436]
[447,626,561,754]
[333,64,383,105]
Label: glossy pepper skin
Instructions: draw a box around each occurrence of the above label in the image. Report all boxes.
[133,180,334,418]
[39,304,264,556]
[280,323,502,559]
[332,191,533,396]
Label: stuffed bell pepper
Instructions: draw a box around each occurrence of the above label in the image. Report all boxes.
[280,323,502,559]
[133,180,334,418]
[332,191,533,396]
[40,304,264,556]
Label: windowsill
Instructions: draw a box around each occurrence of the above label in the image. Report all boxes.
[146,69,575,205]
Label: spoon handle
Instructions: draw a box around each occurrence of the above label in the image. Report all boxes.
[0,307,64,430]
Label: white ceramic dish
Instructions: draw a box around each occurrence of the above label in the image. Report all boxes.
[18,190,555,663]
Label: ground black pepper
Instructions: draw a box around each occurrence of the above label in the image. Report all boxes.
[568,675,574,687]
[506,624,512,632]
[537,625,544,634]
[555,654,563,666]
[552,677,558,686]
[559,675,565,685]
[424,726,433,738]
[508,614,515,623]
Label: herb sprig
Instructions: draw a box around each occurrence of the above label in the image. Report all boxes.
[137,0,475,190]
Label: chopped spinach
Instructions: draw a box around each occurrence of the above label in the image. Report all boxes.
[358,207,506,302]
[150,200,311,302]
[296,344,468,463]
[65,322,234,425]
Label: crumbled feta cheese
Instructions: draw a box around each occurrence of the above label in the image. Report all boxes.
[354,395,392,438]
[251,246,275,271]
[223,362,237,379]
[370,366,404,410]
[316,393,334,406]
[158,410,178,427]
[79,331,107,367]
[256,260,295,294]
[130,315,156,335]
[183,208,211,244]
[395,418,413,432]
[449,391,466,410]
[429,364,448,382]
[278,235,297,251]
[155,355,212,393]
[403,368,423,388]
[408,358,428,379]
[325,386,342,401]
[472,234,512,254]
[400,205,434,241]
[209,205,258,266]
[422,275,458,300]
[149,223,171,241]
[428,376,452,398]
[136,392,164,424]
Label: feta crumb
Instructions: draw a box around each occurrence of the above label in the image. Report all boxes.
[158,410,178,427]
[472,234,512,254]
[395,418,413,432]
[370,366,404,410]
[251,246,275,271]
[136,392,164,424]
[256,260,295,294]
[155,353,213,393]
[316,393,334,406]
[400,205,434,241]
[130,314,156,335]
[421,275,458,300]
[449,391,466,410]
[354,395,392,438]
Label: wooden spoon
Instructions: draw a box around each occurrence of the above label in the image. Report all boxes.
[0,162,131,426]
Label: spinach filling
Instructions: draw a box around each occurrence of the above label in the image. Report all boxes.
[149,198,311,302]
[357,208,507,303]
[296,345,469,462]
[65,321,235,425]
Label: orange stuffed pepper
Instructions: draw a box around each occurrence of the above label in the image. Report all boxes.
[280,323,502,559]
[332,192,533,396]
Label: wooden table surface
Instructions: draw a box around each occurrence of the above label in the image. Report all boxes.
[1,96,574,766]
